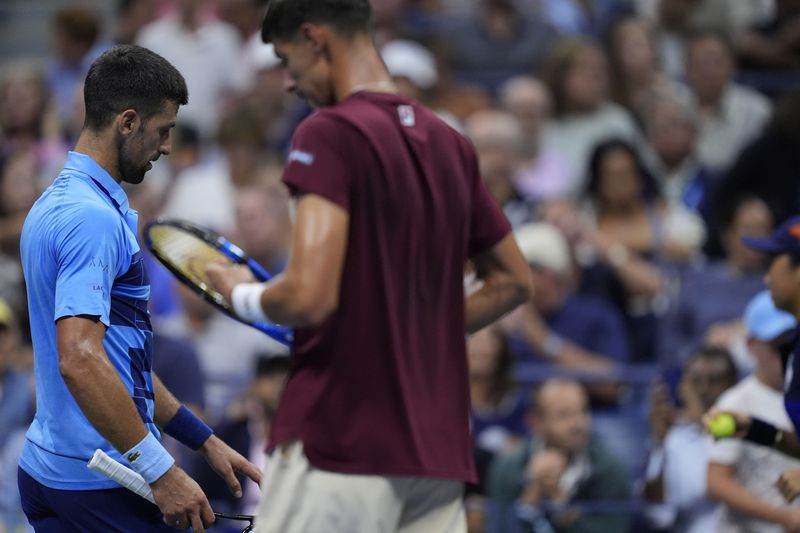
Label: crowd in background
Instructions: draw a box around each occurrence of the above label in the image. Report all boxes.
[1,0,800,531]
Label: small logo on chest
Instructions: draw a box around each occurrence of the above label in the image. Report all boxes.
[398,105,416,127]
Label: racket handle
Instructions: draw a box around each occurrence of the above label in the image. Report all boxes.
[88,449,155,504]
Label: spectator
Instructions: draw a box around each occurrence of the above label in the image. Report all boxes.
[0,61,65,186]
[157,283,287,425]
[498,76,571,202]
[541,39,639,194]
[114,0,156,45]
[443,0,557,91]
[231,183,291,275]
[584,138,706,266]
[193,355,290,516]
[540,0,625,40]
[735,0,800,70]
[163,107,267,232]
[487,379,630,533]
[136,0,243,138]
[468,326,528,457]
[643,347,738,532]
[683,29,772,174]
[0,298,33,532]
[605,14,683,116]
[709,90,800,234]
[381,39,439,105]
[464,109,535,228]
[658,196,771,364]
[505,222,648,476]
[640,93,718,222]
[47,7,108,125]
[707,290,800,532]
[0,298,33,452]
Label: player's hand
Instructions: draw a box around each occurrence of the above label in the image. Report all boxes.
[206,262,257,302]
[777,468,800,503]
[200,434,263,498]
[150,465,214,532]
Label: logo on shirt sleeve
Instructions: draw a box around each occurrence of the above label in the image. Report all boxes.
[288,149,315,166]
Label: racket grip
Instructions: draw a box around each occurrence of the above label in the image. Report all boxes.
[88,449,156,504]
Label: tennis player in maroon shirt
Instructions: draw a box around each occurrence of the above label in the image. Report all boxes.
[206,1,532,531]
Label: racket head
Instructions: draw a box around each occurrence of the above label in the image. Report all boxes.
[143,218,292,346]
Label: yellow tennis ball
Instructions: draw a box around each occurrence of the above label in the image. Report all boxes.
[709,413,737,439]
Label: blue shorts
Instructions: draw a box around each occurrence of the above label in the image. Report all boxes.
[18,466,179,532]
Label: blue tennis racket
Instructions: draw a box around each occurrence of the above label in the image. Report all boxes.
[143,218,292,346]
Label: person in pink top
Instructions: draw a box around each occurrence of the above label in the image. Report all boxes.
[205,1,532,531]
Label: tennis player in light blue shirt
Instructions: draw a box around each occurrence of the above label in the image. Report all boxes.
[20,150,157,489]
[17,45,259,533]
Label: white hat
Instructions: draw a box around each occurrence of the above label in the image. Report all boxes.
[514,222,571,275]
[380,39,438,90]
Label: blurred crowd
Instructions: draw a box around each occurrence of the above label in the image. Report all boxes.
[1,0,800,532]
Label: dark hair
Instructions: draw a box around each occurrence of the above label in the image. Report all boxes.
[686,346,738,389]
[83,45,188,130]
[261,0,371,43]
[541,38,602,118]
[53,7,100,46]
[585,138,660,204]
[685,27,735,58]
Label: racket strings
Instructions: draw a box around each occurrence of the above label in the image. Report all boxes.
[148,226,231,297]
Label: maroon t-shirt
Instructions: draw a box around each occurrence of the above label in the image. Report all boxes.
[272,91,510,483]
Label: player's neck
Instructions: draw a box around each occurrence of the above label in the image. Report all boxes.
[74,131,123,184]
[332,37,396,102]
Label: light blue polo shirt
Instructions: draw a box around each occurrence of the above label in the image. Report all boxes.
[19,151,159,490]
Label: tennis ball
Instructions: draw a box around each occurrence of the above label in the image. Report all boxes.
[709,413,737,439]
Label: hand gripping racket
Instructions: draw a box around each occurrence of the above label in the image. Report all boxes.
[88,449,255,532]
[143,218,292,346]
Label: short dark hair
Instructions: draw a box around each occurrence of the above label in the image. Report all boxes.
[83,45,188,130]
[261,0,371,43]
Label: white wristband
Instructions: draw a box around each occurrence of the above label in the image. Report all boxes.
[231,283,269,323]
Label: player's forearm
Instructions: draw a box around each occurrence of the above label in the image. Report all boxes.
[707,464,787,524]
[59,347,149,453]
[152,373,181,428]
[465,273,530,334]
[258,272,336,327]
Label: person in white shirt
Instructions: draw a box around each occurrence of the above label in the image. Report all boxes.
[683,29,771,174]
[707,290,800,532]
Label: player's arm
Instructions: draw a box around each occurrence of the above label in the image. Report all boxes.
[208,193,348,328]
[58,318,214,530]
[58,315,150,451]
[151,373,261,496]
[465,233,532,334]
[708,462,800,528]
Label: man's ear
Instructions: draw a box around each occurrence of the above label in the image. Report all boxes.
[300,22,328,55]
[117,109,139,137]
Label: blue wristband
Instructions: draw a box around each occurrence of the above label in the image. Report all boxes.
[163,405,213,450]
[123,432,174,484]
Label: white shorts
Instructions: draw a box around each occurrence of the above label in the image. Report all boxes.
[254,441,467,533]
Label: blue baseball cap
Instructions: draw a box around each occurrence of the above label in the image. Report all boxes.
[744,290,797,341]
[742,215,800,255]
